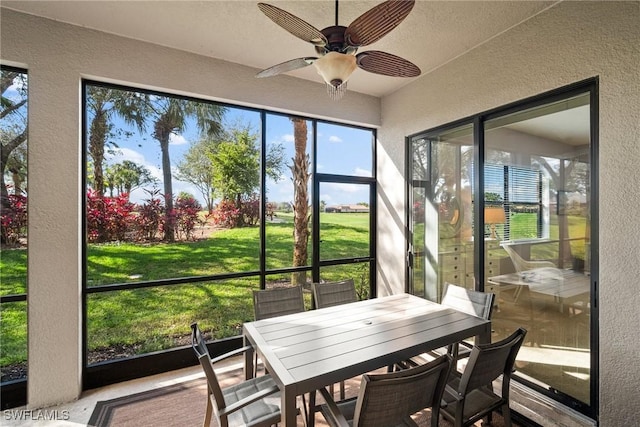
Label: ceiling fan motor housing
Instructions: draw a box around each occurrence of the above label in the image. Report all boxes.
[315,26,358,56]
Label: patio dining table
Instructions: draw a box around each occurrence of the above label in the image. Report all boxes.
[242,293,492,426]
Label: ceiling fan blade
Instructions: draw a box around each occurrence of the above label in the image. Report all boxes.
[356,50,420,77]
[256,57,318,78]
[258,3,328,47]
[345,0,415,47]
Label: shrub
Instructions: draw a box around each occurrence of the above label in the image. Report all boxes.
[174,194,202,240]
[134,190,165,241]
[86,191,134,243]
[211,199,240,228]
[1,194,28,246]
[240,194,260,226]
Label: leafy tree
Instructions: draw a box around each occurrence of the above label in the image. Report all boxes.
[1,69,28,245]
[176,139,216,213]
[104,160,157,198]
[149,97,226,241]
[86,86,148,196]
[210,121,284,226]
[290,117,310,286]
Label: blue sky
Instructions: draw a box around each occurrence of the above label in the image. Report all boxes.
[102,104,374,208]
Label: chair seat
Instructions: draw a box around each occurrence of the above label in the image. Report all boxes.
[224,375,282,427]
[441,377,503,422]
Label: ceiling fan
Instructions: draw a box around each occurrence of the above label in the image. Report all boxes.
[256,0,420,100]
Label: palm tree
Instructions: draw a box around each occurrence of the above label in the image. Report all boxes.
[149,97,226,241]
[104,160,157,198]
[86,86,148,196]
[290,117,310,286]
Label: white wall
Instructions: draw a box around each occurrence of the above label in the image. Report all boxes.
[378,1,640,426]
[0,8,380,408]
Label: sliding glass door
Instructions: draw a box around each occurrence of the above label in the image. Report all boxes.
[407,80,597,417]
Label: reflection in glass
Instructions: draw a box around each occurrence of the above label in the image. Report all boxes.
[485,93,592,405]
[410,124,474,302]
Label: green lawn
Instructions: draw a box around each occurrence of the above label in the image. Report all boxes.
[0,212,371,368]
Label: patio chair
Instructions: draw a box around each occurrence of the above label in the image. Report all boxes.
[252,285,306,377]
[318,354,453,427]
[311,279,357,399]
[398,283,494,371]
[311,279,357,309]
[440,327,527,427]
[253,285,306,321]
[190,322,303,427]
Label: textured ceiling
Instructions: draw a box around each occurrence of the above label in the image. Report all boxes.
[2,0,558,98]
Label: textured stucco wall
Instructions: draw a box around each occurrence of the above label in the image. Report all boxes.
[378,1,640,425]
[0,8,380,408]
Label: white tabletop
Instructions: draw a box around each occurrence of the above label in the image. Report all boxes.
[243,293,491,426]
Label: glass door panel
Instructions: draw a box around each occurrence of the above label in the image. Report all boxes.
[485,93,592,405]
[409,124,475,302]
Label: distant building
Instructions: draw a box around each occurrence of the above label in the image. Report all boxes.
[325,204,369,213]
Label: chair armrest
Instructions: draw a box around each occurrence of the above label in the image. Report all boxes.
[319,387,351,427]
[211,345,254,364]
[219,384,280,417]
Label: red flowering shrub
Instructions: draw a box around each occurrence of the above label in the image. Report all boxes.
[86,191,134,243]
[134,191,164,241]
[240,194,260,226]
[1,194,28,246]
[211,199,240,228]
[174,195,202,240]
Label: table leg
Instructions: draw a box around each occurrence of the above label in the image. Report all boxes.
[243,336,254,380]
[282,386,297,426]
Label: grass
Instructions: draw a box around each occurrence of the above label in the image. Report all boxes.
[0,212,371,367]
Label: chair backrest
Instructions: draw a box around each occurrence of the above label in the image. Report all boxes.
[457,327,527,396]
[312,279,357,309]
[502,243,556,272]
[352,354,453,427]
[252,285,305,320]
[442,282,495,321]
[190,322,227,415]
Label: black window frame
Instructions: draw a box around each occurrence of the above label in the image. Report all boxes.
[80,79,377,390]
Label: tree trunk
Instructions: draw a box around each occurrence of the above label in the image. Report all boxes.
[291,118,310,286]
[89,110,108,196]
[155,118,175,242]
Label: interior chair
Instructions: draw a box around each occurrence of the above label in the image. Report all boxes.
[191,322,302,427]
[501,243,556,272]
[312,279,357,399]
[440,327,527,427]
[318,354,453,427]
[311,279,357,309]
[399,283,495,371]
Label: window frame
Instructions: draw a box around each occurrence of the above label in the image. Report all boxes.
[80,79,377,389]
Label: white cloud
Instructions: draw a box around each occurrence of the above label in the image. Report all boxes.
[169,133,188,145]
[282,134,294,143]
[329,135,342,143]
[354,167,371,177]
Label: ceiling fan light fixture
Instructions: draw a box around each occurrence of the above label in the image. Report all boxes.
[313,51,357,100]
